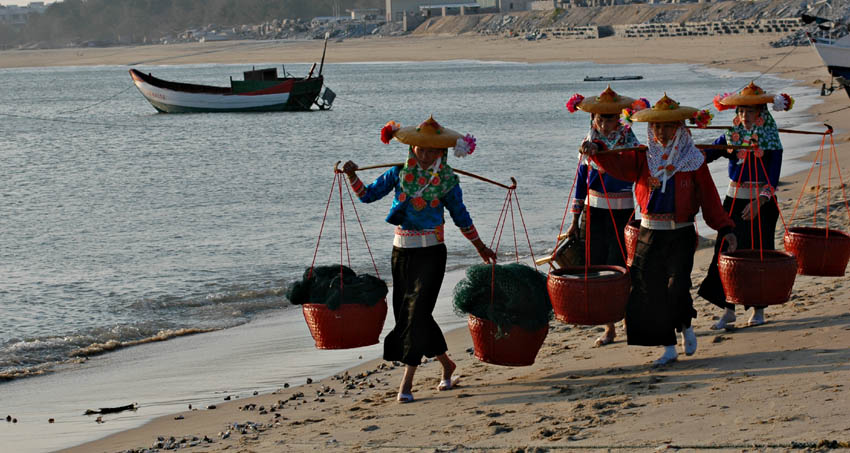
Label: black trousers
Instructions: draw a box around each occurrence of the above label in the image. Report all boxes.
[626,226,697,347]
[578,206,633,267]
[698,196,778,310]
[384,244,448,366]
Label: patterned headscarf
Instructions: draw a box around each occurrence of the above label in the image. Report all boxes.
[724,107,783,164]
[397,147,460,211]
[647,123,705,193]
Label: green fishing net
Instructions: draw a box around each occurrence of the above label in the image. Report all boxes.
[287,265,388,310]
[452,263,552,331]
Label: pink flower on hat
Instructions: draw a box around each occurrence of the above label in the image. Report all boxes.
[566,93,584,113]
[381,121,401,144]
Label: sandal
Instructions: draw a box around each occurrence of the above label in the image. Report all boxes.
[397,392,414,403]
[437,376,460,391]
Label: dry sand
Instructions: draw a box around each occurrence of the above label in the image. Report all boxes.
[30,34,850,452]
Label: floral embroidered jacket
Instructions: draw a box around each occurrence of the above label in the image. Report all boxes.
[591,149,734,233]
[355,166,475,233]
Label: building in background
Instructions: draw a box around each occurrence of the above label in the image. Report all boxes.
[0,2,46,25]
[386,0,536,20]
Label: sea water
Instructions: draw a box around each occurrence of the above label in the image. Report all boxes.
[0,60,822,451]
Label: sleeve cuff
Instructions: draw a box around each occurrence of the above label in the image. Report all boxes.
[570,199,585,214]
[460,225,480,242]
[349,177,366,198]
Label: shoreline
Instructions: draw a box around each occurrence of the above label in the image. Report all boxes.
[3,34,849,452]
[0,34,821,68]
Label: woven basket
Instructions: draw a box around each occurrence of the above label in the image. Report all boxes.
[718,250,797,306]
[467,315,548,367]
[302,299,387,349]
[547,265,630,325]
[624,219,641,267]
[783,227,850,276]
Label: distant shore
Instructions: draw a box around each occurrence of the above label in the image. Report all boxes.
[11,33,850,452]
[0,34,818,69]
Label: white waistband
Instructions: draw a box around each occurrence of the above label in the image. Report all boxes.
[640,217,694,231]
[588,191,634,210]
[726,181,767,200]
[393,229,442,248]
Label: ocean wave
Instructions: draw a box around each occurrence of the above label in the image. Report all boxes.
[68,327,216,358]
[0,327,218,383]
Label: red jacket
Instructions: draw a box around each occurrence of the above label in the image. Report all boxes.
[591,149,734,233]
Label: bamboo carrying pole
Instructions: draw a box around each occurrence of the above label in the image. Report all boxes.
[686,124,834,136]
[591,144,754,156]
[334,161,517,190]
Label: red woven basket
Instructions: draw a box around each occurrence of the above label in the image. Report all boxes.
[302,299,388,349]
[546,265,630,325]
[718,250,797,306]
[624,219,641,267]
[467,315,548,367]
[783,227,850,276]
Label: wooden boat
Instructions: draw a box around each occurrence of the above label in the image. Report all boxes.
[129,67,333,113]
[804,14,850,99]
[130,35,335,113]
[583,75,643,82]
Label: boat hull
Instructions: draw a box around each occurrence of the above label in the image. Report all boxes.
[810,36,850,99]
[129,69,324,113]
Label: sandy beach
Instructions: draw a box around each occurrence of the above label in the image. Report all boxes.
[4,33,850,452]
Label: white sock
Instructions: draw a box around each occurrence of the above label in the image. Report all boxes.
[653,345,678,366]
[748,308,765,326]
[682,326,697,356]
[711,308,736,330]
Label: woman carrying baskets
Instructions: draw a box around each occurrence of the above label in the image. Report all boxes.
[697,82,793,329]
[342,116,496,403]
[584,95,737,366]
[566,87,643,347]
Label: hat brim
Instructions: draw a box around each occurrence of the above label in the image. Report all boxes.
[394,126,462,148]
[631,106,698,123]
[719,93,774,106]
[577,96,635,115]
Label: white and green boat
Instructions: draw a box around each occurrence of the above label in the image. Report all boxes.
[129,66,333,113]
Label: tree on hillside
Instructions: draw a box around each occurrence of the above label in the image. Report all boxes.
[0,0,384,47]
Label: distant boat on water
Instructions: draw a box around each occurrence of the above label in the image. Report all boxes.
[130,34,336,113]
[583,75,643,82]
[130,67,333,113]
